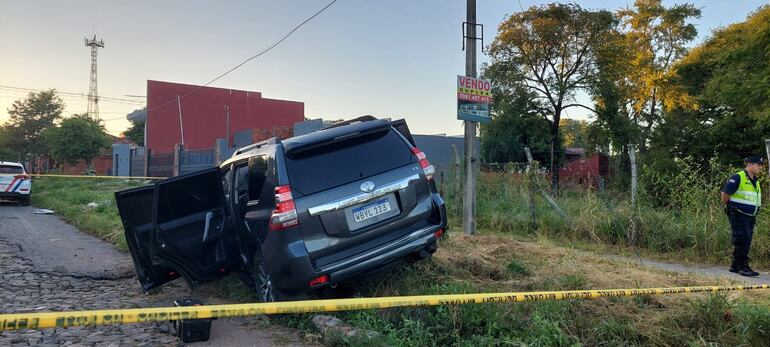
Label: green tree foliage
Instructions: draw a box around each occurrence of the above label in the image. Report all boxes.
[44,114,110,167]
[123,108,146,146]
[618,0,700,149]
[479,79,550,163]
[653,5,770,167]
[489,3,614,191]
[4,90,64,157]
[559,119,591,150]
[124,120,145,146]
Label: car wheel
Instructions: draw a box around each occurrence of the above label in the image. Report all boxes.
[253,252,277,303]
[20,197,30,206]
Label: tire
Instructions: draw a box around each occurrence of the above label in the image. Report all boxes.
[251,249,307,302]
[252,250,278,303]
[20,197,30,206]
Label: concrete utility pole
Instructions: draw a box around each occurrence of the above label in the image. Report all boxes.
[628,144,638,209]
[463,0,478,235]
[177,95,185,146]
[225,105,231,148]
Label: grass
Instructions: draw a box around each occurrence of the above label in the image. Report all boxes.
[30,177,146,251]
[441,171,770,269]
[30,175,770,345]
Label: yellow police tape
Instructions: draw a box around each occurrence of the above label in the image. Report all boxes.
[2,284,769,331]
[29,174,167,180]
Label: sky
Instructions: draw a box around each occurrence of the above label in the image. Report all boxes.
[0,0,767,137]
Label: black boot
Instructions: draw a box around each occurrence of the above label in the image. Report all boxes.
[739,259,759,277]
[729,259,741,273]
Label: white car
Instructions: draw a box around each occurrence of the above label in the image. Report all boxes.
[0,161,31,205]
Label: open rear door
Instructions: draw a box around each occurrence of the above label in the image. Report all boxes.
[115,167,239,291]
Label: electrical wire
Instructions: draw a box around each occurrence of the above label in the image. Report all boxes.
[146,0,338,113]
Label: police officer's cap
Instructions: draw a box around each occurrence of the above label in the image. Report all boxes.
[744,156,765,164]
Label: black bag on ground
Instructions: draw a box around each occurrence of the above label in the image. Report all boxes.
[172,298,212,342]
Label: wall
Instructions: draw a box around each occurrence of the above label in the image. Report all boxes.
[146,80,304,153]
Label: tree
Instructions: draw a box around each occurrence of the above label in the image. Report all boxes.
[618,0,700,149]
[559,119,590,149]
[5,90,65,157]
[656,5,770,167]
[479,71,551,163]
[124,120,145,146]
[123,108,146,145]
[44,114,110,168]
[489,3,614,192]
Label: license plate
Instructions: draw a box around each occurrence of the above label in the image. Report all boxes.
[352,198,392,223]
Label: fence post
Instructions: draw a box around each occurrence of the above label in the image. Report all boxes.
[628,144,637,209]
[627,143,639,246]
[452,145,461,210]
[765,139,770,176]
[214,140,222,166]
[524,147,538,230]
[173,144,184,177]
[144,148,152,178]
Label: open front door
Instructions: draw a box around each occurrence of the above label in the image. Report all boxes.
[115,167,239,292]
[151,167,239,288]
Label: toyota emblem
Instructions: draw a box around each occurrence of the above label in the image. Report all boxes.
[360,181,375,193]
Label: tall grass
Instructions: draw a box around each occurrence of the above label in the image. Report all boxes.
[440,159,770,265]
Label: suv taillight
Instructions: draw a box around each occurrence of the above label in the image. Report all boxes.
[411,148,435,181]
[269,185,299,231]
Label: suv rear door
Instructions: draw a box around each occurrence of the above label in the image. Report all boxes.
[115,167,239,291]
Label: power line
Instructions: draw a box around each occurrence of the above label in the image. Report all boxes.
[0,85,145,105]
[147,0,338,113]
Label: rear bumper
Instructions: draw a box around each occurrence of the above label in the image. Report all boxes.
[324,223,443,283]
[0,192,28,200]
[265,191,447,296]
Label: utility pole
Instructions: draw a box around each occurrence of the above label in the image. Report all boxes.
[84,35,104,120]
[463,0,478,235]
[225,105,231,148]
[177,95,185,146]
[765,139,770,176]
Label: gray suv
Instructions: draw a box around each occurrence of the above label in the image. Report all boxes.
[115,117,447,301]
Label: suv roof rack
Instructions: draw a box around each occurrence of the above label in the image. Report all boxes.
[321,115,379,130]
[234,137,280,156]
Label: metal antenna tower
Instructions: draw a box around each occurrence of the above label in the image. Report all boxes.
[84,35,105,120]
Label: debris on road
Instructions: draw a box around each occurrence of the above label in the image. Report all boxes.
[32,209,55,215]
[312,315,379,342]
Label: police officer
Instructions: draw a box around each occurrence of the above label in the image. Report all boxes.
[721,156,764,277]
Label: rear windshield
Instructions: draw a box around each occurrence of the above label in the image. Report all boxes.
[285,129,414,196]
[0,165,24,174]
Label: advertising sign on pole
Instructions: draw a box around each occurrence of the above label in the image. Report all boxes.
[457,75,492,123]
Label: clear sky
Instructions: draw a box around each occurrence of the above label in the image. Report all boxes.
[1,0,766,137]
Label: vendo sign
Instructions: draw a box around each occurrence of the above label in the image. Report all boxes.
[457,75,492,123]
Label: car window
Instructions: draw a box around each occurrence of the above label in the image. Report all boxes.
[249,155,268,201]
[284,129,414,196]
[221,167,232,205]
[156,171,222,224]
[0,165,24,174]
[234,164,248,194]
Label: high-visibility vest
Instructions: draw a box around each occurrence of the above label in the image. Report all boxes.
[729,170,762,216]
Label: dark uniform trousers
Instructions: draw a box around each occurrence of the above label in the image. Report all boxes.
[728,211,756,263]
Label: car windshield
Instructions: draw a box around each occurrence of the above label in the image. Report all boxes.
[0,165,24,174]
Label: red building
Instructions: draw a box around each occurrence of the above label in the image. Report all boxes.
[559,151,609,188]
[146,80,304,153]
